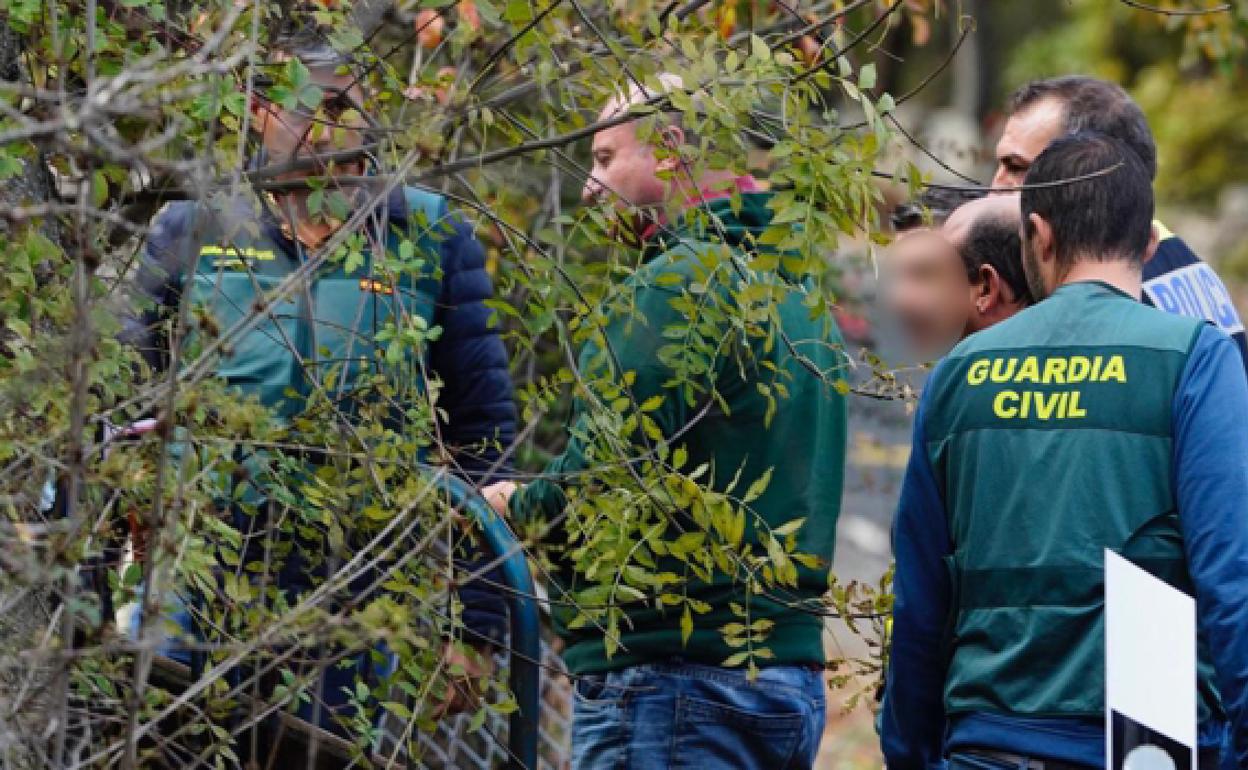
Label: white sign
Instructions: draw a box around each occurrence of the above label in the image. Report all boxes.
[1105,549,1197,769]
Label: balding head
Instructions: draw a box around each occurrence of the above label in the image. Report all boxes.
[582,74,691,218]
[581,72,748,246]
[598,72,686,123]
[943,193,1022,252]
[941,192,1032,330]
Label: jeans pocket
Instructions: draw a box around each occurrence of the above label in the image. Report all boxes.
[672,693,806,770]
[574,675,628,711]
[572,676,631,770]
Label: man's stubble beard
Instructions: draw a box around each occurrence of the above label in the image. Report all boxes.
[1022,237,1050,303]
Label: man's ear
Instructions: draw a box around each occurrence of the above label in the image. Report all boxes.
[1027,212,1055,263]
[975,264,1006,315]
[1142,222,1161,265]
[654,124,686,173]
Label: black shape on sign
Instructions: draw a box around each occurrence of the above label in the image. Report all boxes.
[1111,710,1192,770]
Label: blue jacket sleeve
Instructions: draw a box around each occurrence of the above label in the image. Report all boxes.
[427,201,516,646]
[880,385,953,769]
[429,202,517,486]
[1172,325,1248,766]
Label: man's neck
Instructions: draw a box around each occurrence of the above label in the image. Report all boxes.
[292,217,338,250]
[669,170,759,213]
[966,300,1025,336]
[639,172,759,246]
[1059,258,1142,299]
[266,191,342,251]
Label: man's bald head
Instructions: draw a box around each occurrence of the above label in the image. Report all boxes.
[944,193,1022,253]
[598,72,687,122]
[942,192,1033,329]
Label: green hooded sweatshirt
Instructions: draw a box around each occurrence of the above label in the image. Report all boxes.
[510,189,848,675]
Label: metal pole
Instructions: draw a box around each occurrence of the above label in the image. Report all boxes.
[441,474,541,770]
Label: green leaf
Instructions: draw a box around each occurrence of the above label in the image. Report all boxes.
[268,85,297,111]
[858,63,877,91]
[723,651,750,667]
[286,57,311,90]
[742,467,773,504]
[773,517,805,538]
[503,0,532,23]
[672,445,688,470]
[750,34,770,62]
[326,190,350,221]
[91,170,109,208]
[382,700,411,719]
[298,84,324,110]
[223,92,247,117]
[0,152,22,180]
[122,562,143,587]
[670,531,705,557]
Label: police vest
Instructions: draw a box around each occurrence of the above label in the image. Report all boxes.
[924,280,1223,722]
[185,186,446,419]
[1141,222,1248,375]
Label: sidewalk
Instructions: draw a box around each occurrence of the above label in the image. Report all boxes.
[818,702,882,769]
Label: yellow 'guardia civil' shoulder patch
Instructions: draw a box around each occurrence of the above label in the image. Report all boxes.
[200,244,276,268]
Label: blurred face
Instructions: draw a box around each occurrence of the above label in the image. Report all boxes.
[991,97,1065,189]
[253,64,369,184]
[582,102,671,241]
[885,229,973,359]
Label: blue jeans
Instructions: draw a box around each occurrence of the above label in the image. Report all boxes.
[571,662,826,770]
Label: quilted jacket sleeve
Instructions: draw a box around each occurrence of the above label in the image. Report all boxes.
[429,201,518,485]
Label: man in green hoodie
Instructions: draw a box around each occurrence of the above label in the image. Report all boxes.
[483,76,847,769]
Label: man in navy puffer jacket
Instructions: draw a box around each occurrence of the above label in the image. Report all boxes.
[122,31,514,741]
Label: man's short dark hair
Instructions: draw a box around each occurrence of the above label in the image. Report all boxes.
[958,214,1033,306]
[1007,76,1157,180]
[890,186,986,232]
[1021,131,1154,269]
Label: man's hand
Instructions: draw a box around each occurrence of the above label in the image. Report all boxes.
[480,480,518,516]
[435,641,496,717]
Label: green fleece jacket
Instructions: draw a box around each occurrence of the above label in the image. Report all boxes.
[510,190,848,675]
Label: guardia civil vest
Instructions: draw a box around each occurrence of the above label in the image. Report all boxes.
[176,186,450,587]
[185,186,446,419]
[924,280,1223,721]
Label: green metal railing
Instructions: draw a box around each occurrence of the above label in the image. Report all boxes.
[439,473,542,770]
